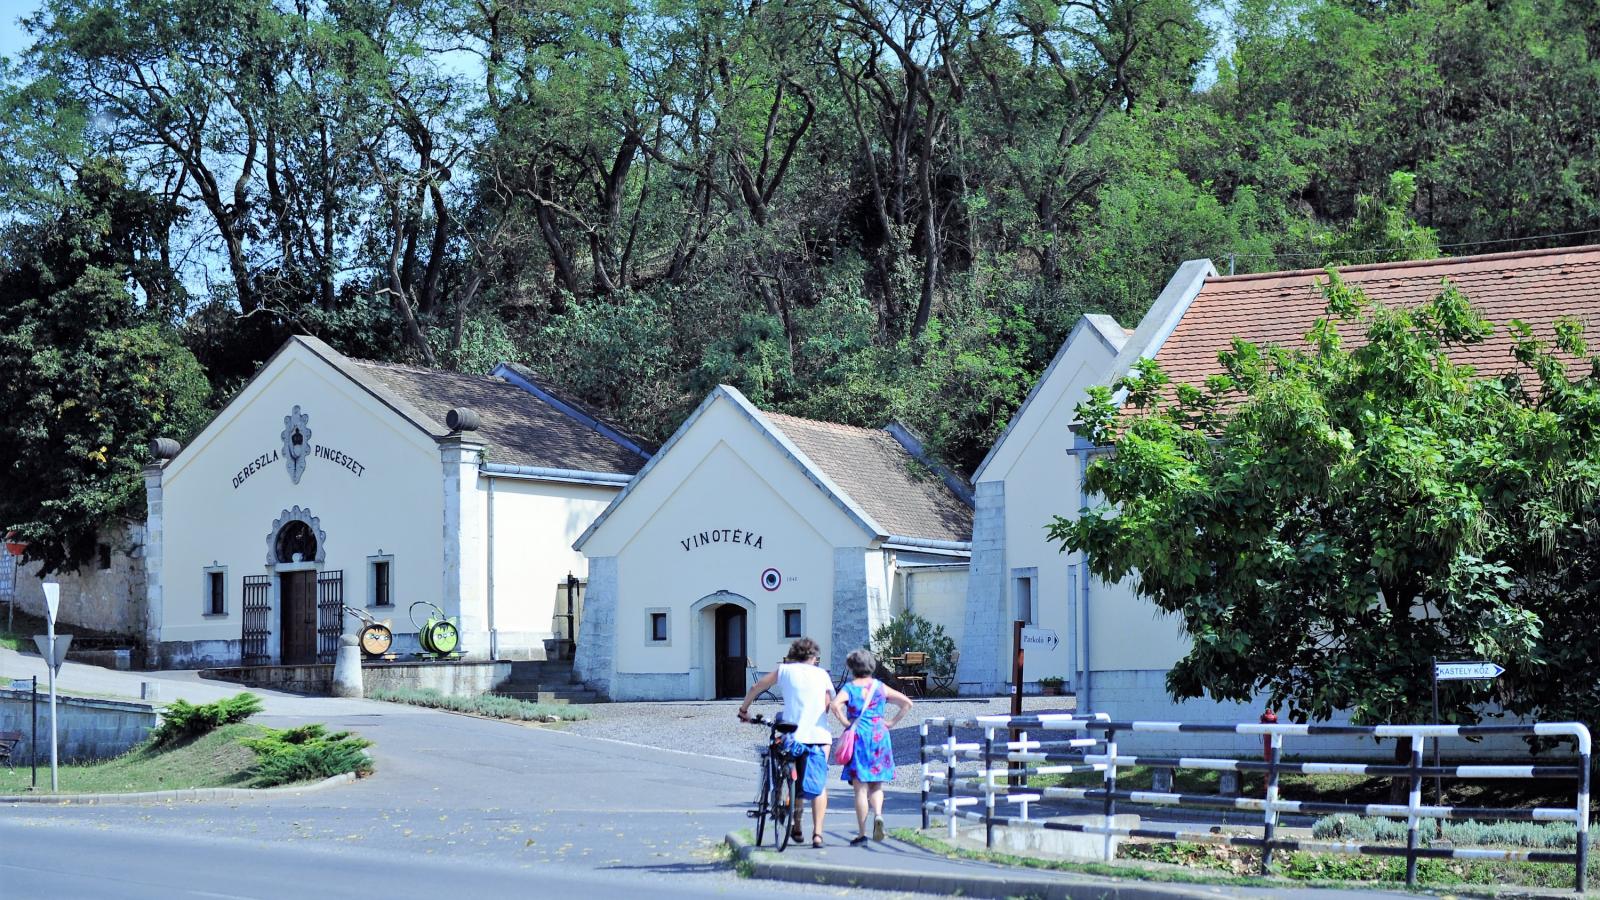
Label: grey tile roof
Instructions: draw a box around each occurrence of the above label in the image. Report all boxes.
[762,413,974,543]
[353,360,647,476]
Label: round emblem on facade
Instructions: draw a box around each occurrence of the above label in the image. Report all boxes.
[281,405,313,484]
[761,568,782,592]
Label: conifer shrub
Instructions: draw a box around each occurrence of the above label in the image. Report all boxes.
[151,693,264,746]
[243,724,372,786]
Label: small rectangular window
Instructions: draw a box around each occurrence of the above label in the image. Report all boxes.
[1012,567,1038,626]
[650,611,668,642]
[97,543,112,570]
[207,571,225,616]
[783,608,803,639]
[367,555,395,607]
[373,561,391,607]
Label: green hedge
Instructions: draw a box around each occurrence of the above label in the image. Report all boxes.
[1313,814,1593,849]
[152,693,264,746]
[367,686,590,721]
[243,724,372,786]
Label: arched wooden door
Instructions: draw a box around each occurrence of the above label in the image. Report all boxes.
[713,604,748,699]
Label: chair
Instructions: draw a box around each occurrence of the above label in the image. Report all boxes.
[893,652,928,698]
[0,730,22,770]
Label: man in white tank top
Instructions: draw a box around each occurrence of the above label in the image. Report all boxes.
[739,637,834,846]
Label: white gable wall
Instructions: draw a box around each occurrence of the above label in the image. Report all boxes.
[577,393,888,699]
[478,475,619,659]
[154,342,442,667]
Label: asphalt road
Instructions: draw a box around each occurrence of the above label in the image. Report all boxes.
[0,706,916,898]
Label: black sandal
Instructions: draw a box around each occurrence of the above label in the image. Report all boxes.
[849,835,869,846]
[813,836,825,849]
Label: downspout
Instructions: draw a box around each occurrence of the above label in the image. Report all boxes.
[486,476,497,660]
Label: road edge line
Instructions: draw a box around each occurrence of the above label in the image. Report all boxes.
[0,771,357,805]
[723,830,1238,899]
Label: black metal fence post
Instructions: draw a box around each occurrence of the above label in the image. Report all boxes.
[984,727,995,849]
[1261,732,1282,874]
[1578,742,1591,894]
[1405,736,1424,888]
[920,721,930,830]
[1102,725,1118,862]
[30,675,37,788]
[945,719,955,839]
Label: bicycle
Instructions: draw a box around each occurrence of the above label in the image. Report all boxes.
[745,714,800,851]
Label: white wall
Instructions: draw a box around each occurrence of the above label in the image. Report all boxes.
[158,344,442,661]
[582,398,871,696]
[896,564,969,649]
[480,476,617,657]
[976,332,1194,686]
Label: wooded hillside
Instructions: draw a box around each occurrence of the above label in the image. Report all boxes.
[3,0,1598,568]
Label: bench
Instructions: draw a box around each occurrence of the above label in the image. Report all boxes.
[0,730,22,770]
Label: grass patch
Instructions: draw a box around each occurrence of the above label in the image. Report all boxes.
[0,716,372,795]
[895,827,1593,892]
[0,723,266,794]
[368,686,589,721]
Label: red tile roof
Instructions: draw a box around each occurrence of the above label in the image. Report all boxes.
[1152,245,1600,391]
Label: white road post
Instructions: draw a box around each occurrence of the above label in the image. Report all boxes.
[43,582,59,792]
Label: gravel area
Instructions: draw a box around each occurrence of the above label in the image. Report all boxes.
[561,694,1075,790]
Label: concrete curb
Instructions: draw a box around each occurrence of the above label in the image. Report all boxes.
[0,771,357,805]
[723,831,1240,899]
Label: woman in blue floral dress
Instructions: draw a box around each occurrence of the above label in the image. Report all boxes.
[830,648,914,844]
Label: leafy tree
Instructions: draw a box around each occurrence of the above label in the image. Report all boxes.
[1051,275,1549,734]
[0,160,211,573]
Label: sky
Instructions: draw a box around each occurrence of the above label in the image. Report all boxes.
[0,0,39,63]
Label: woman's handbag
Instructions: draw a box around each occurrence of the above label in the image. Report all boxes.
[830,680,881,767]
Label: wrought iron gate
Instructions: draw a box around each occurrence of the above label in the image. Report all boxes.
[242,575,271,665]
[316,570,344,664]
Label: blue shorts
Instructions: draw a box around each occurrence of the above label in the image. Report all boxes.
[793,742,829,799]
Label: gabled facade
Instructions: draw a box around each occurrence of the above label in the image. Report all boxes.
[960,244,1600,754]
[143,336,647,668]
[574,385,973,700]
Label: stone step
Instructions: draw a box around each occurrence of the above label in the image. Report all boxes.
[503,677,577,689]
[492,688,602,705]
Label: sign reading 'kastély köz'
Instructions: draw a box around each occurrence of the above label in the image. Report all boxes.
[1434,661,1505,681]
[680,529,765,551]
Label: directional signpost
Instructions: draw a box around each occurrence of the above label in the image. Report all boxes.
[1434,661,1505,681]
[1429,659,1505,813]
[1020,626,1060,652]
[36,583,62,791]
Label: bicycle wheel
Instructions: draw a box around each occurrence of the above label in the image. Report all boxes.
[772,756,793,852]
[752,755,772,847]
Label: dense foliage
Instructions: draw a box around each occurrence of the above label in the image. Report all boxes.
[2,0,1599,562]
[871,610,958,678]
[0,160,211,573]
[1053,277,1600,734]
[152,692,265,746]
[243,723,374,786]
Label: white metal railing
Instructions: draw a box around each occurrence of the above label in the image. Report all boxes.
[919,715,1592,892]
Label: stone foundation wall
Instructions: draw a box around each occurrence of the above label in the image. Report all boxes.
[199,659,517,697]
[10,520,147,639]
[0,689,157,763]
